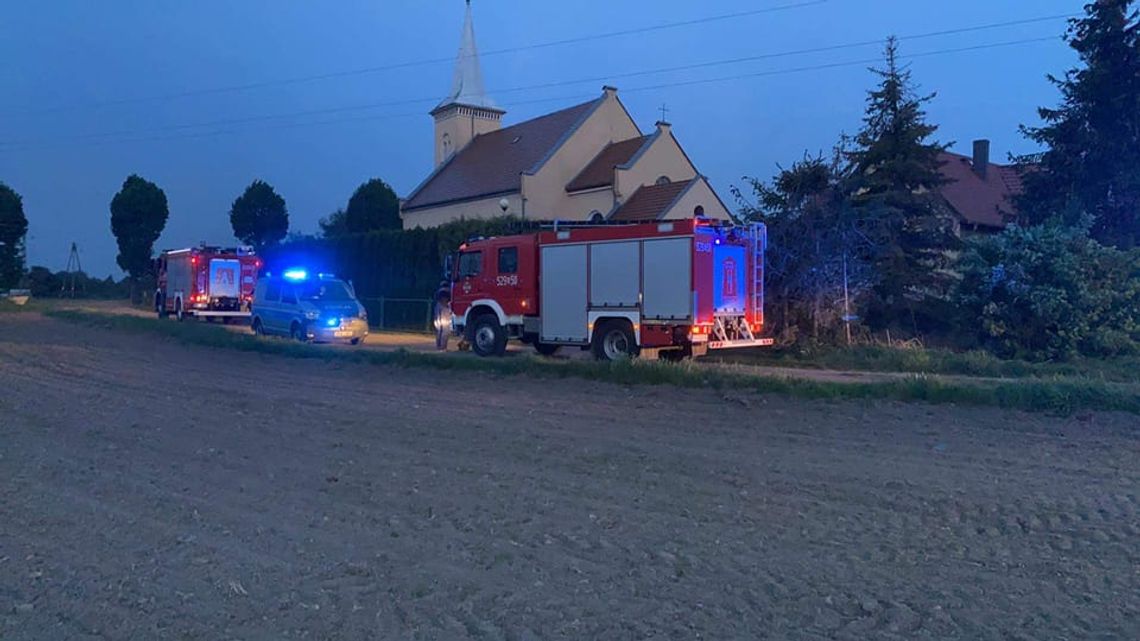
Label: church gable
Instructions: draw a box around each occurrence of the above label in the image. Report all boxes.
[565,135,652,193]
[519,88,642,218]
[608,176,730,222]
[614,123,699,201]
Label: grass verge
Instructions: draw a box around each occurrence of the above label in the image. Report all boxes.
[45,309,1140,416]
[712,344,1139,384]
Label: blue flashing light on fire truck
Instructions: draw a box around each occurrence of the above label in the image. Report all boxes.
[446,218,772,360]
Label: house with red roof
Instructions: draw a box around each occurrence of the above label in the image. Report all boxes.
[400,3,731,229]
[937,139,1025,233]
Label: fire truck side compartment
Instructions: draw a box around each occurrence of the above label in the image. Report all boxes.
[642,238,693,321]
[167,254,192,302]
[589,241,640,308]
[539,244,588,343]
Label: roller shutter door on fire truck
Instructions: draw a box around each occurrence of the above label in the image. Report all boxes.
[540,244,588,342]
[642,238,692,321]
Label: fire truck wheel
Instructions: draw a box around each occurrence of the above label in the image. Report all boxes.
[534,342,561,357]
[470,314,507,357]
[592,321,639,361]
[175,299,185,322]
[155,293,168,319]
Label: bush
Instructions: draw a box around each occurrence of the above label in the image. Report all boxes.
[262,217,536,299]
[955,223,1140,360]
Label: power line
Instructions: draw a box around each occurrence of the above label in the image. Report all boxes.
[0,14,1071,148]
[0,36,1060,153]
[5,0,828,116]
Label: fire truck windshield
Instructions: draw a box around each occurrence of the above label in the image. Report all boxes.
[298,280,353,301]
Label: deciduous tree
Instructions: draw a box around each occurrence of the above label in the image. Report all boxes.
[345,178,401,233]
[110,174,169,302]
[0,182,28,289]
[230,180,288,250]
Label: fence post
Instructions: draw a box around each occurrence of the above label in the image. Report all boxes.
[378,296,384,330]
[424,299,433,332]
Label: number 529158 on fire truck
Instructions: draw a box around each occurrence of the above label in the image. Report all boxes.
[446,219,773,361]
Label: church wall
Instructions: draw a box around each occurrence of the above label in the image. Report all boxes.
[562,188,616,221]
[614,130,698,202]
[661,179,731,221]
[401,192,523,230]
[521,93,640,220]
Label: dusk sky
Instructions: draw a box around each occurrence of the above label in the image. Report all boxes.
[2,0,1080,276]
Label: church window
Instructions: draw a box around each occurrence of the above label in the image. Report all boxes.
[442,133,453,157]
[693,205,706,217]
[655,176,671,185]
[588,211,605,224]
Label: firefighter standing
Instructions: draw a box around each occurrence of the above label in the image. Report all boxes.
[433,288,452,351]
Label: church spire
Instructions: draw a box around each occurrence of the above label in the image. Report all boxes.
[436,0,498,112]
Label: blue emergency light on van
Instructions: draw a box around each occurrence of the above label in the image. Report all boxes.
[250,271,367,345]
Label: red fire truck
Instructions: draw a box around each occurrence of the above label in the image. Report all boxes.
[154,245,261,321]
[448,219,772,360]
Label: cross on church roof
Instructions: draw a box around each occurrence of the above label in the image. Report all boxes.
[659,104,670,122]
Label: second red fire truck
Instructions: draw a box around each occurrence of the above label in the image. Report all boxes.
[154,245,261,321]
[448,219,771,360]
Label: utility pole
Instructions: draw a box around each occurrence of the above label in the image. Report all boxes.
[61,242,82,298]
[842,252,852,346]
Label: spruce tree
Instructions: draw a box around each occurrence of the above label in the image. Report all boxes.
[1018,0,1140,248]
[846,37,958,331]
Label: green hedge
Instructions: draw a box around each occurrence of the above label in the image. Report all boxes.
[264,217,537,299]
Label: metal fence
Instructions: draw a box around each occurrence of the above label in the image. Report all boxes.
[359,297,433,332]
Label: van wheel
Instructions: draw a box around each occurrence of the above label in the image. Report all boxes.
[534,342,561,357]
[291,322,308,343]
[175,299,185,322]
[251,318,265,336]
[469,314,507,357]
[592,321,638,361]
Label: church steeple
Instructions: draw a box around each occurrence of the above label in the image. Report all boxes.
[431,0,504,166]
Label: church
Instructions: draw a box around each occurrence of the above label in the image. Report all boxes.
[400,3,732,229]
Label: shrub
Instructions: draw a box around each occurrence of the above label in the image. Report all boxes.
[955,222,1140,360]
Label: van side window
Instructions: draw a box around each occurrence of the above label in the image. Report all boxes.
[264,280,282,302]
[281,286,297,305]
[458,251,482,278]
[498,247,518,274]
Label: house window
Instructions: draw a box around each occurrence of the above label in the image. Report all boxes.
[498,247,518,274]
[655,176,672,185]
[693,205,705,218]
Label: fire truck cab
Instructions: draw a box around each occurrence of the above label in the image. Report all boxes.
[449,219,771,360]
[155,245,261,322]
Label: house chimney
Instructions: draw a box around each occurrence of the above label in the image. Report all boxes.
[972,139,990,179]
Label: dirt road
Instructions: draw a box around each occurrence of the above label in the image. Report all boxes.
[1,313,1137,640]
